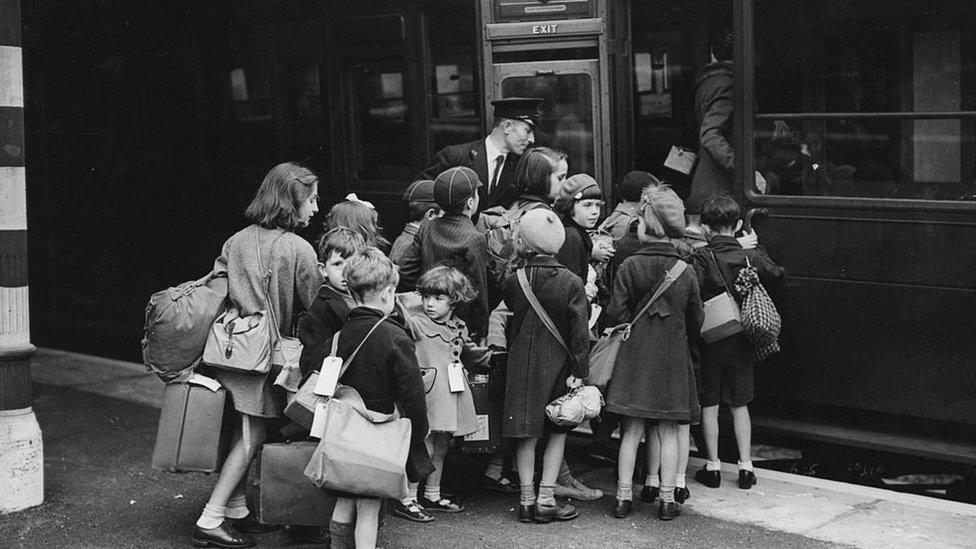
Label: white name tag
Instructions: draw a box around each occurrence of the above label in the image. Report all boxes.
[314,356,344,397]
[664,145,697,175]
[447,362,466,393]
[309,402,329,439]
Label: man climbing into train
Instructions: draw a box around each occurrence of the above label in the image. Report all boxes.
[417,97,543,213]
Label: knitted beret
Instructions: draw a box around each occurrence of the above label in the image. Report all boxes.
[554,173,601,213]
[516,209,565,255]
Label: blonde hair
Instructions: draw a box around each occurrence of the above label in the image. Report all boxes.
[638,185,686,241]
[344,247,399,302]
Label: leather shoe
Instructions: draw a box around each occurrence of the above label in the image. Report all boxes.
[739,469,757,489]
[694,467,721,488]
[658,501,680,521]
[554,477,604,501]
[227,514,281,534]
[517,503,534,523]
[675,486,690,504]
[533,501,579,523]
[639,485,659,502]
[611,499,632,518]
[192,522,256,548]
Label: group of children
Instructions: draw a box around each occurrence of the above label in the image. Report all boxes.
[194,155,782,548]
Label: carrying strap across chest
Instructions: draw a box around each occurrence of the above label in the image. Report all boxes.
[329,314,389,381]
[516,269,579,368]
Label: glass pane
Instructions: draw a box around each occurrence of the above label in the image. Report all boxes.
[753,0,976,200]
[425,6,481,153]
[501,73,595,176]
[351,63,410,178]
[228,60,274,121]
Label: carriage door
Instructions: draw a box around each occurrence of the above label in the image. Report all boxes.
[494,61,601,177]
[480,0,628,195]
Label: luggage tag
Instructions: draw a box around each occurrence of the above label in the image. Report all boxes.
[447,362,466,393]
[314,356,344,397]
[309,402,329,439]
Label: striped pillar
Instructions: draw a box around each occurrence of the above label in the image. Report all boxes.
[0,0,43,514]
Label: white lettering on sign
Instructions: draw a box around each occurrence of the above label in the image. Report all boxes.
[531,24,559,35]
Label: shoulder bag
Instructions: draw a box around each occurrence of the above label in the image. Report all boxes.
[585,260,688,390]
[700,249,744,344]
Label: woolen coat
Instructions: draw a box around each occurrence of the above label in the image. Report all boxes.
[501,256,590,438]
[334,307,434,482]
[605,242,703,422]
[688,61,736,213]
[417,139,521,211]
[297,283,354,378]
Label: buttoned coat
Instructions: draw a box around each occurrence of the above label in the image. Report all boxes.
[417,139,521,211]
[501,256,590,438]
[605,242,704,422]
[688,61,736,213]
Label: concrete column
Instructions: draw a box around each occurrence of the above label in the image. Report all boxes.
[0,0,43,514]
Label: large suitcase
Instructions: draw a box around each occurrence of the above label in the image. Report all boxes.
[152,377,230,473]
[257,442,336,526]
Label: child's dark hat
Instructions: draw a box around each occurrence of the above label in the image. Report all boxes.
[491,97,544,127]
[433,166,482,208]
[403,179,436,203]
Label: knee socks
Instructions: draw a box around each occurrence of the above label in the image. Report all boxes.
[328,520,354,549]
[195,503,225,529]
[519,484,536,506]
[225,494,249,520]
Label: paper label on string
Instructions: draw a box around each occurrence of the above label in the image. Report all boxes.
[186,373,222,392]
[447,363,466,393]
[309,402,329,439]
[315,356,344,397]
[664,145,697,175]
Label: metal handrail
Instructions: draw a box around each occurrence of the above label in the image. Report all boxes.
[756,111,976,121]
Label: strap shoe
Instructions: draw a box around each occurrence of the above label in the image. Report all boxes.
[191,522,255,548]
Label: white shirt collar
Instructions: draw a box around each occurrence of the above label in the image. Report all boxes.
[484,136,506,166]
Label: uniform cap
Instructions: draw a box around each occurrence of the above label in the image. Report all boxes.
[433,166,482,208]
[403,179,436,203]
[491,97,544,127]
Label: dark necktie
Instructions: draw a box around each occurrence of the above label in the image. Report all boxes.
[490,155,504,195]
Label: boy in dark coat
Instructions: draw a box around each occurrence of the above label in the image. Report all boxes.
[502,209,589,524]
[297,228,363,378]
[327,247,433,549]
[690,195,783,492]
[390,180,440,265]
[396,166,490,341]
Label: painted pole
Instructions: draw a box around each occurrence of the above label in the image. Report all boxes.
[0,0,44,514]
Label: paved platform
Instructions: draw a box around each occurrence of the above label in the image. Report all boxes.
[12,348,976,548]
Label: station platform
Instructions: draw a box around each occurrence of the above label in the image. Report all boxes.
[8,348,976,548]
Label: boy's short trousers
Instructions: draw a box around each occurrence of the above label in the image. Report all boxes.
[700,335,754,407]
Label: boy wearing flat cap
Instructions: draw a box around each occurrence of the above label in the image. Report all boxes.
[418,97,543,212]
[391,180,441,265]
[396,166,490,340]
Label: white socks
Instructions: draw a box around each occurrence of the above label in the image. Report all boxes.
[402,482,420,505]
[738,460,754,472]
[705,460,722,472]
[196,503,225,529]
[225,495,249,520]
[675,474,687,489]
[424,485,441,503]
[616,481,633,501]
[645,474,660,488]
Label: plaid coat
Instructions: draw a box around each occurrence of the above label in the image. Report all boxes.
[501,256,590,438]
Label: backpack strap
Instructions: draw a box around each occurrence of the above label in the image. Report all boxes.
[626,260,688,329]
[330,314,389,381]
[516,269,578,368]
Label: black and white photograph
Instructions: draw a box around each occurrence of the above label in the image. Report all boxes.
[0,1,974,547]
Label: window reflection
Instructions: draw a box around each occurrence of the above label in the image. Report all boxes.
[425,5,481,153]
[755,0,975,201]
[350,63,410,178]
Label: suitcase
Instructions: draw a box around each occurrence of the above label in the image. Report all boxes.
[152,377,230,473]
[458,379,500,454]
[257,442,336,526]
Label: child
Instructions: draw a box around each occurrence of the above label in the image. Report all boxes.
[327,247,433,549]
[396,166,489,341]
[297,227,364,379]
[690,195,783,491]
[598,170,661,242]
[393,266,491,522]
[325,197,390,252]
[605,185,703,521]
[502,208,589,524]
[553,173,607,281]
[390,180,441,265]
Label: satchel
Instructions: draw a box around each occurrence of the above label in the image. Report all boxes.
[304,385,411,499]
[203,307,273,374]
[585,260,688,389]
[700,249,744,344]
[143,271,228,382]
[734,256,782,360]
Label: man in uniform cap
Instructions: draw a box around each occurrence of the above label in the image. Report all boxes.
[417,97,543,212]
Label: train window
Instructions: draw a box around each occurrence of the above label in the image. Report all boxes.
[752,0,976,201]
[346,60,411,179]
[424,4,481,153]
[501,73,595,176]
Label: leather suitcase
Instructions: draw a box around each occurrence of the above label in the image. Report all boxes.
[152,378,230,473]
[458,379,500,454]
[257,442,336,526]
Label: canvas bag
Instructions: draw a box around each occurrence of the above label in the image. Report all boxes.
[142,271,228,382]
[586,260,688,390]
[700,249,744,344]
[477,202,548,285]
[734,256,782,360]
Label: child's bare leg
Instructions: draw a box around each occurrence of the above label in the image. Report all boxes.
[537,433,567,505]
[515,437,538,505]
[676,424,690,489]
[658,420,679,502]
[196,414,265,529]
[353,498,381,549]
[730,405,752,467]
[423,433,455,507]
[329,498,356,549]
[615,417,643,501]
[644,422,661,488]
[701,405,721,465]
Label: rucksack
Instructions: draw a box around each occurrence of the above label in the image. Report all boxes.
[142,271,228,382]
[477,202,548,284]
[733,258,782,361]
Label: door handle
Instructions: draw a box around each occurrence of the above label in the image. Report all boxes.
[743,208,768,232]
[534,70,556,76]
